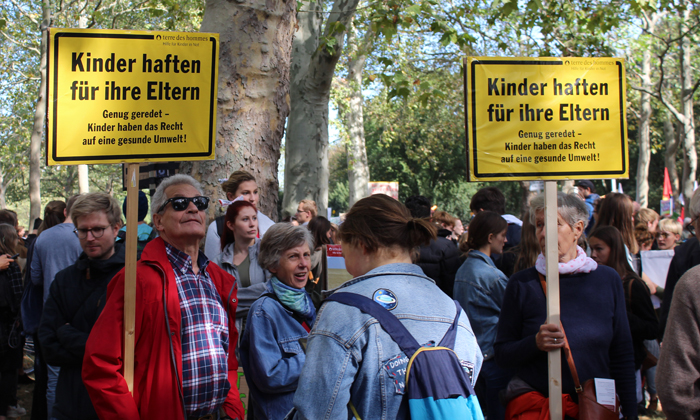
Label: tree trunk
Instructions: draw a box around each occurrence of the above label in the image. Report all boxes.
[282,0,361,217]
[636,46,652,208]
[519,181,534,219]
[180,0,298,222]
[0,171,6,210]
[664,112,680,198]
[28,0,51,231]
[679,7,697,201]
[345,25,370,208]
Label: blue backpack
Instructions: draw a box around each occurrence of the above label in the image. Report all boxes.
[325,292,484,420]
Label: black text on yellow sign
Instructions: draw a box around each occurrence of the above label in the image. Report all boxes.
[464,57,629,181]
[46,29,219,165]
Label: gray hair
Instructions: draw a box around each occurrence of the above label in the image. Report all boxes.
[151,174,205,218]
[529,191,589,229]
[690,188,700,219]
[258,223,315,272]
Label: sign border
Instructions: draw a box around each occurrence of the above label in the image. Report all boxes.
[465,58,627,180]
[48,30,217,163]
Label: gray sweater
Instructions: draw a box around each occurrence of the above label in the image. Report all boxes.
[30,223,82,303]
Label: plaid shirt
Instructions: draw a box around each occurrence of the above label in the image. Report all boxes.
[165,243,230,416]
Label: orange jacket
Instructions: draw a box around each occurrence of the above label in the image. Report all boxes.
[82,238,244,420]
[505,391,579,420]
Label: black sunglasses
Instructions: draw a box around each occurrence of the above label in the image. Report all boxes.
[157,196,210,213]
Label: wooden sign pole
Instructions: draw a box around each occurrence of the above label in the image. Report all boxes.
[545,180,563,418]
[124,162,139,393]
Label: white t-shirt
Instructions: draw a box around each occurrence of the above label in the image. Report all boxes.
[204,211,275,260]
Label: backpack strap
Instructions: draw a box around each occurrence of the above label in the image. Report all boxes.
[437,301,463,349]
[325,292,421,356]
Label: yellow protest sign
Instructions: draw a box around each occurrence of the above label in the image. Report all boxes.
[464,57,628,181]
[46,28,219,165]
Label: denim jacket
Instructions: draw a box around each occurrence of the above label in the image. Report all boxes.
[289,263,483,420]
[454,250,509,360]
[239,281,315,420]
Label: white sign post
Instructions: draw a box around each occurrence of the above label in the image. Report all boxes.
[544,181,562,417]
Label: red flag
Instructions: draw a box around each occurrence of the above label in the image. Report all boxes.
[663,167,673,200]
[680,207,685,223]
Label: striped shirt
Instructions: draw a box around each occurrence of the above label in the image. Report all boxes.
[165,243,230,416]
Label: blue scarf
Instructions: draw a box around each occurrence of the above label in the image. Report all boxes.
[270,277,316,323]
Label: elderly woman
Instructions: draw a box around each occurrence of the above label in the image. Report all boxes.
[239,223,316,420]
[495,192,636,419]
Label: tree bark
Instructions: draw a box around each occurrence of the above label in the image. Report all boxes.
[345,24,370,208]
[180,0,297,222]
[636,46,652,207]
[28,0,51,231]
[282,0,361,217]
[679,7,697,201]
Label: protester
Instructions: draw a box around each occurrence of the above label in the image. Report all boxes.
[22,200,66,420]
[38,193,125,420]
[290,194,483,419]
[594,192,639,260]
[404,195,461,296]
[82,174,244,420]
[659,188,700,340]
[239,224,316,420]
[306,216,332,308]
[454,211,511,420]
[635,208,660,237]
[657,218,682,250]
[495,192,636,419]
[634,223,655,252]
[433,210,458,242]
[511,211,539,274]
[116,190,157,258]
[204,170,275,259]
[30,195,82,418]
[295,199,317,225]
[470,187,521,276]
[214,199,270,345]
[0,224,25,420]
[589,226,658,406]
[657,264,700,418]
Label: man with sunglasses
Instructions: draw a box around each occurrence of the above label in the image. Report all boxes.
[38,192,125,420]
[83,175,244,420]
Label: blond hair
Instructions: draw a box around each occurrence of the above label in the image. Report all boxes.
[70,193,122,227]
[299,199,318,219]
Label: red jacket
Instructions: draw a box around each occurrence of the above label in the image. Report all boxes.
[505,391,579,420]
[82,238,244,420]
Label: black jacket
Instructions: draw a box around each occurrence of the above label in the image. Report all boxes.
[623,276,659,370]
[416,229,461,297]
[38,243,125,420]
[659,237,700,340]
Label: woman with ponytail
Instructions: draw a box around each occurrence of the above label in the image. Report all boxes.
[290,194,483,420]
[454,211,511,420]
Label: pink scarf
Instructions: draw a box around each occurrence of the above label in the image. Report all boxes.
[535,246,597,276]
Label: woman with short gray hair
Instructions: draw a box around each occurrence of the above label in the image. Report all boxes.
[495,192,637,418]
[239,223,316,420]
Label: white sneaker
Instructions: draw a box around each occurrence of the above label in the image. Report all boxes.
[6,404,27,418]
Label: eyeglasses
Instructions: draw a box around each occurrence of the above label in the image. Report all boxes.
[157,196,210,213]
[74,226,110,239]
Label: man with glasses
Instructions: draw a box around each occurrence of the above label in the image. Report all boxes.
[38,192,124,420]
[30,194,82,419]
[295,199,317,226]
[83,175,244,420]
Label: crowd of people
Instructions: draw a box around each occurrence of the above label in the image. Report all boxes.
[0,173,698,420]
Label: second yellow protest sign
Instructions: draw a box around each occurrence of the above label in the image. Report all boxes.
[47,28,219,165]
[464,57,628,181]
